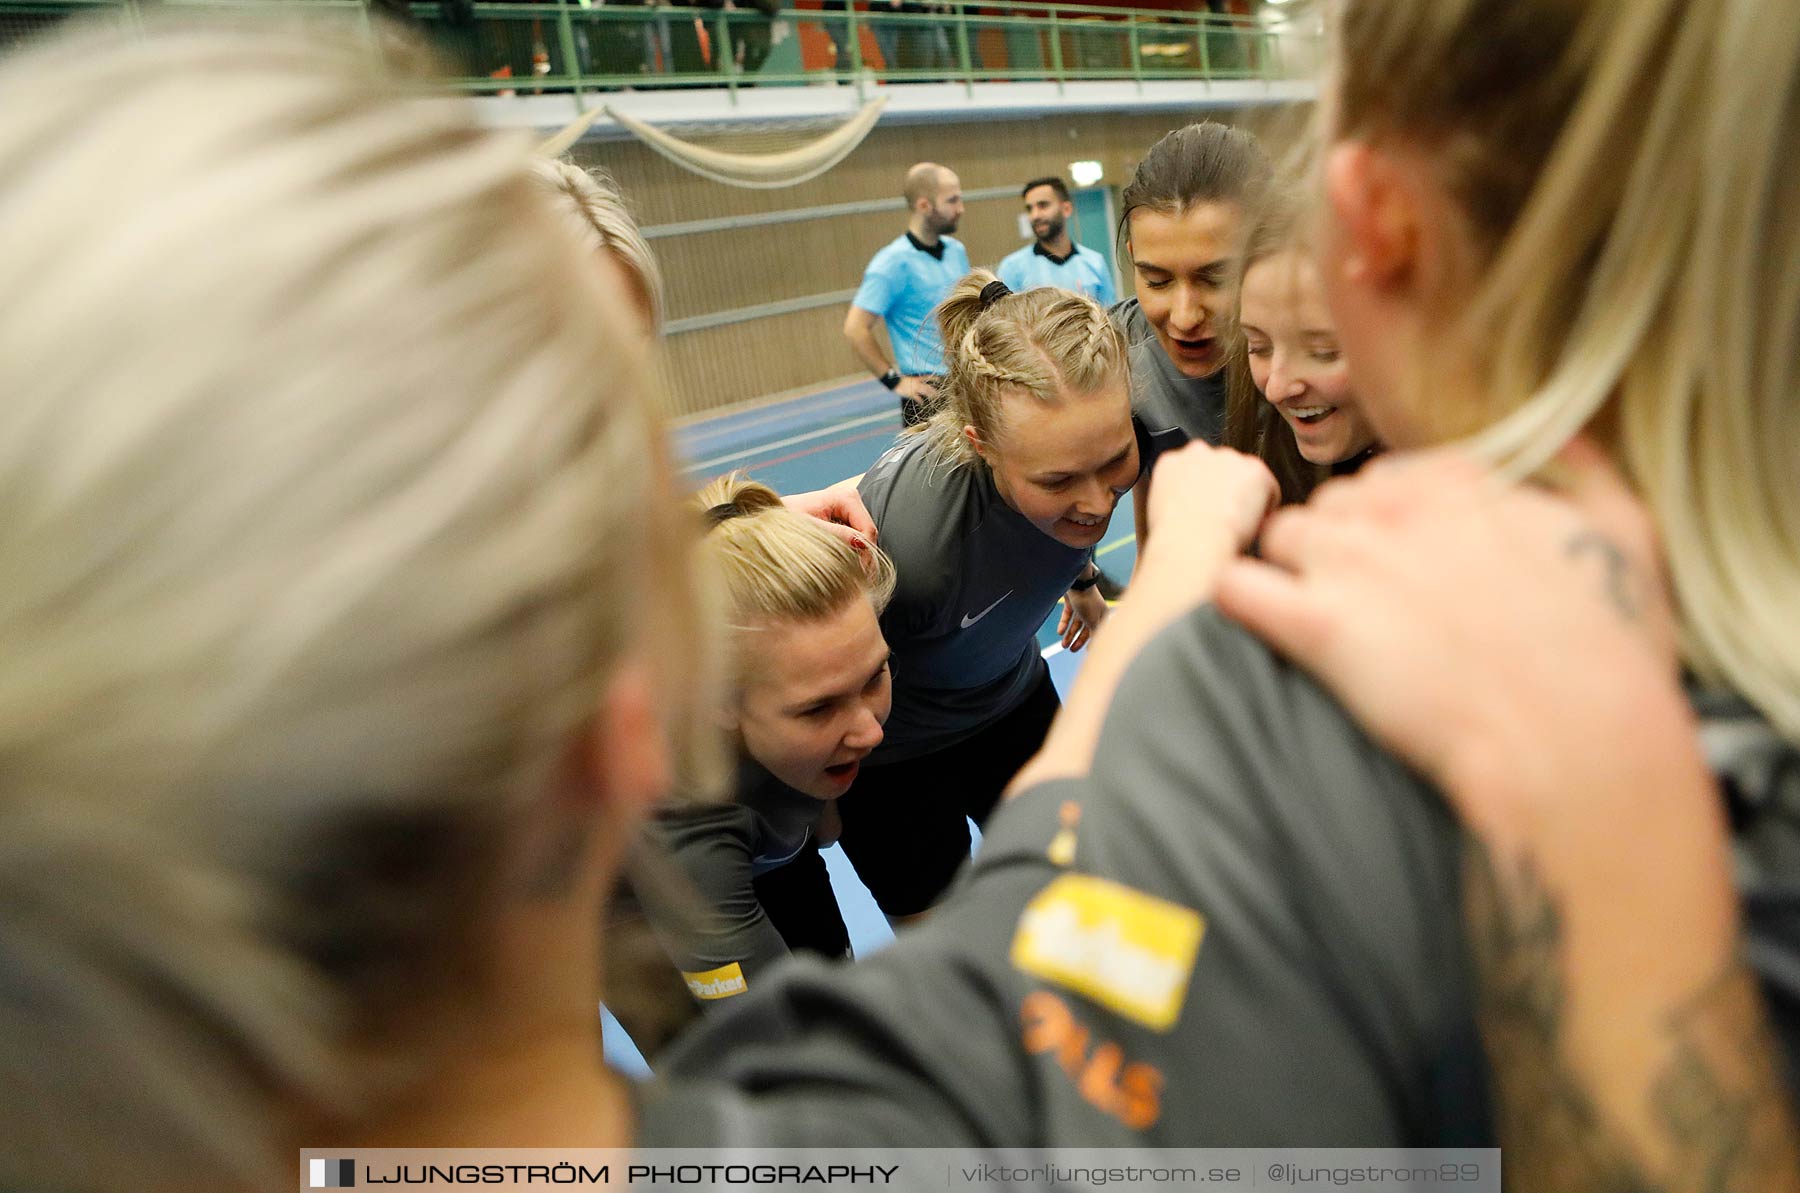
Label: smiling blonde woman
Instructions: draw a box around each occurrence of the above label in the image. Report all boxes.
[824,270,1144,922]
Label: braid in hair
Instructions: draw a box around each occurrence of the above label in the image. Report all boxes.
[960,323,1031,389]
[1078,302,1117,371]
[921,270,1130,469]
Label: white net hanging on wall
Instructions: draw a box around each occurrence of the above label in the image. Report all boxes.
[541,98,888,189]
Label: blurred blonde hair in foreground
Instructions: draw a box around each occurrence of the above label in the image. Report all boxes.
[526,157,666,329]
[1331,0,1800,742]
[0,18,707,1189]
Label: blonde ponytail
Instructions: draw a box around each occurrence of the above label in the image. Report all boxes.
[695,474,895,642]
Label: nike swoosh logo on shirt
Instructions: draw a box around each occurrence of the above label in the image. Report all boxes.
[960,591,1013,629]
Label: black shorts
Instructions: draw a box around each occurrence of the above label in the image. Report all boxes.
[752,839,851,961]
[898,375,947,427]
[834,663,1060,917]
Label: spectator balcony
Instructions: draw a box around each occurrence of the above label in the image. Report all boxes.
[0,0,1321,130]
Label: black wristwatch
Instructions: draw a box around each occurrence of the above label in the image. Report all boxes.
[1069,564,1103,592]
[880,369,902,391]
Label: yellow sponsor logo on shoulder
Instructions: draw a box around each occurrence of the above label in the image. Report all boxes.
[1045,800,1081,867]
[1010,874,1204,1032]
[681,962,748,1001]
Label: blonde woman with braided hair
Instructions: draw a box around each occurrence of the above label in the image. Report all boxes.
[820,269,1152,922]
[640,473,895,1009]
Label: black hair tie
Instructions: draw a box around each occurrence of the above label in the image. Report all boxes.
[703,503,743,528]
[979,279,1012,309]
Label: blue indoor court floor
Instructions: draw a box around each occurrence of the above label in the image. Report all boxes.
[603,377,1141,1074]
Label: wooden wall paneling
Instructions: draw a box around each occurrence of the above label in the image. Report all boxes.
[582,108,1274,417]
[654,304,875,419]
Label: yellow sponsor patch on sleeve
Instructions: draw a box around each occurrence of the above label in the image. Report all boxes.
[1045,800,1081,867]
[681,962,748,1001]
[1010,873,1204,1032]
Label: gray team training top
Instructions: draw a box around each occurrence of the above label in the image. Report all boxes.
[1130,335,1228,474]
[1107,296,1230,473]
[639,605,1800,1146]
[855,432,1092,763]
[641,760,826,989]
[1107,295,1154,346]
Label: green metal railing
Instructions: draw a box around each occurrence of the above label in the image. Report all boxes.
[0,0,1314,99]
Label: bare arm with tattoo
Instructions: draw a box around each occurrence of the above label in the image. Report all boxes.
[1468,842,1797,1193]
[1217,445,1800,1191]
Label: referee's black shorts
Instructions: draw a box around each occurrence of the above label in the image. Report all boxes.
[834,663,1060,917]
[898,375,947,427]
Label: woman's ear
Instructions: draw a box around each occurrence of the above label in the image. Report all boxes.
[962,424,988,460]
[1323,141,1420,291]
[584,656,673,823]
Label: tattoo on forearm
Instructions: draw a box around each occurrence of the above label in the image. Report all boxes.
[1463,838,1800,1193]
[1653,970,1798,1193]
[1564,530,1645,620]
[1464,841,1648,1192]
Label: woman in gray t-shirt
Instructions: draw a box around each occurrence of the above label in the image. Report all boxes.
[641,475,897,1008]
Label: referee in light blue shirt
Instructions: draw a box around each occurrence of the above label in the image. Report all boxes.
[995,176,1117,306]
[844,162,970,426]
